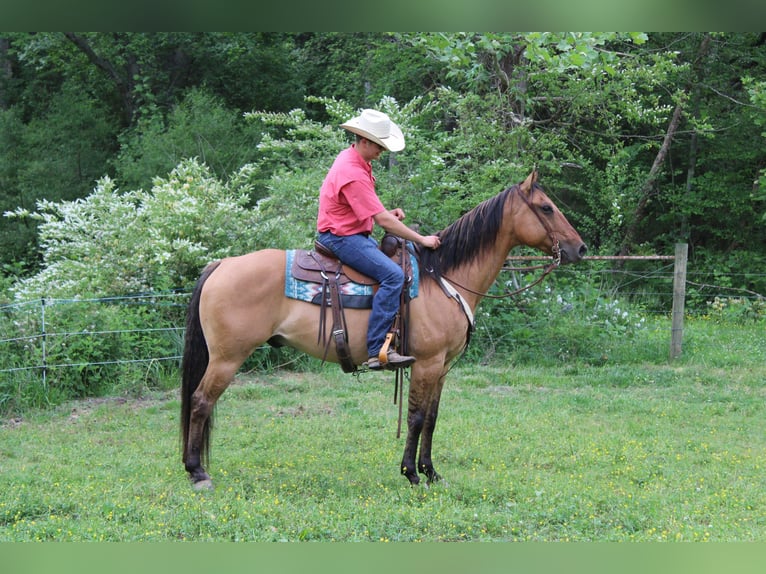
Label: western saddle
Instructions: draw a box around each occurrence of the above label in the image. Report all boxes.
[290,234,414,373]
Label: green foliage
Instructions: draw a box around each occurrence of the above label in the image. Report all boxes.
[0,33,305,267]
[191,33,304,113]
[297,33,441,112]
[0,295,186,414]
[113,88,264,193]
[744,75,766,220]
[6,158,257,299]
[705,296,766,324]
[684,247,766,310]
[17,81,118,201]
[466,272,653,367]
[0,82,120,268]
[2,31,765,272]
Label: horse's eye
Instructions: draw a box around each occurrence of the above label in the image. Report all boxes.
[541,204,554,214]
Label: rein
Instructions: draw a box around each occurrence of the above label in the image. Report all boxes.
[442,183,562,300]
[443,252,559,300]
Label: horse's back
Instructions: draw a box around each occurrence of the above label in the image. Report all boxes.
[197,249,289,349]
[203,248,286,293]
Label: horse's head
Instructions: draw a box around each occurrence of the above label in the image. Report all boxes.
[512,171,587,264]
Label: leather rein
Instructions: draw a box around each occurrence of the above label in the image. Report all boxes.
[442,184,562,300]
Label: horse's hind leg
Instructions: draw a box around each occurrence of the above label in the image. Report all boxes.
[184,359,239,489]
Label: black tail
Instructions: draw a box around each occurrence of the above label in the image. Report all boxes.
[180,260,221,467]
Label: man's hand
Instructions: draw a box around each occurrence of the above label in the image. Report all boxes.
[421,235,441,249]
[374,210,440,249]
[389,208,406,221]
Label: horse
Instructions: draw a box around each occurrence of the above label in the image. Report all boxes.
[180,170,587,490]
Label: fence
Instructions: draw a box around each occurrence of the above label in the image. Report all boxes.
[4,243,763,395]
[0,292,189,396]
[505,243,686,359]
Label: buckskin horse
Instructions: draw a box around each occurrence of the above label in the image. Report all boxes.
[181,170,587,490]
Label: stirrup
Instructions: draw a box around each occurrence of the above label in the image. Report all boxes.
[379,331,395,364]
[365,350,415,371]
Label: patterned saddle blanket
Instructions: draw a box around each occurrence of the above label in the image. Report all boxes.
[284,242,419,309]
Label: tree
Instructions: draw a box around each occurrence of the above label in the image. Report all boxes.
[0,33,306,268]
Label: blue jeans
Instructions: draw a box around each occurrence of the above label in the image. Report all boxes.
[317,231,404,357]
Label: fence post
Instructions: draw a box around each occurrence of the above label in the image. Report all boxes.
[41,297,48,390]
[669,243,688,360]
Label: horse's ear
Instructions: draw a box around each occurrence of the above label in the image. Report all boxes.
[520,170,538,193]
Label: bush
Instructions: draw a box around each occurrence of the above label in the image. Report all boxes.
[6,159,258,300]
[0,295,186,415]
[705,296,766,324]
[466,272,651,367]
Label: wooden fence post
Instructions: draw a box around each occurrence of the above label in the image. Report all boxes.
[670,243,688,360]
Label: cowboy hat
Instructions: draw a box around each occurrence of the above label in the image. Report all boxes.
[340,109,405,152]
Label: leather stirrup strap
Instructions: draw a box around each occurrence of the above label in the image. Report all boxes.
[380,241,411,366]
[317,275,329,347]
[327,272,356,373]
[312,252,356,373]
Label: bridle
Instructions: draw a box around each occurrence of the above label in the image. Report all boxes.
[442,184,562,300]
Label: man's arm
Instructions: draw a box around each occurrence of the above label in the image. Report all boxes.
[373,210,441,249]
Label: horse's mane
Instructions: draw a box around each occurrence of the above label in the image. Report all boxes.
[419,184,521,281]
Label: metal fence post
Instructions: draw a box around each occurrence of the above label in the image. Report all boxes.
[670,243,688,360]
[41,297,48,390]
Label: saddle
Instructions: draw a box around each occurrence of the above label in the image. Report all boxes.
[290,234,415,373]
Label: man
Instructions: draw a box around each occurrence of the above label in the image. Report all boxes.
[317,109,441,370]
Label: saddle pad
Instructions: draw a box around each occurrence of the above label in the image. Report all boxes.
[284,248,419,309]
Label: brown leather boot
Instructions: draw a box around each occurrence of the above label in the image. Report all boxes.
[365,350,416,370]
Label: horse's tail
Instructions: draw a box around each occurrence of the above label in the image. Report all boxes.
[180,260,221,467]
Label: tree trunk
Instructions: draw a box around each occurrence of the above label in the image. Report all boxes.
[63,32,137,125]
[618,100,685,256]
[618,34,712,256]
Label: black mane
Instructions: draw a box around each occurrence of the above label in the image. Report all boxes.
[419,185,520,282]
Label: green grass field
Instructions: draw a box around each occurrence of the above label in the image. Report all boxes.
[1,317,765,541]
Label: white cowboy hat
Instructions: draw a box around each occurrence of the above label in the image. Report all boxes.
[340,109,405,152]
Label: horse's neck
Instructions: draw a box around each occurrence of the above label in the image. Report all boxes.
[447,237,516,308]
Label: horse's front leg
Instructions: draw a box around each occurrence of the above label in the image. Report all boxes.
[417,402,442,484]
[401,368,434,485]
[400,405,424,485]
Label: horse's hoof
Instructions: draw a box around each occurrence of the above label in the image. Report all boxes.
[192,478,214,492]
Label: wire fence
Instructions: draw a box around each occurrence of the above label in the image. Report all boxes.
[1,246,764,393]
[0,292,189,395]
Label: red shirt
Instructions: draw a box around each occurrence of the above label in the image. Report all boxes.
[317,145,385,236]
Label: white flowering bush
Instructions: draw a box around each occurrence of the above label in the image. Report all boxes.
[1,159,261,410]
[7,159,257,300]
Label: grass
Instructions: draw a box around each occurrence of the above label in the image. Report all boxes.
[1,316,765,541]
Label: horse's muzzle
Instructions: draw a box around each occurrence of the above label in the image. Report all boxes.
[560,242,588,264]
